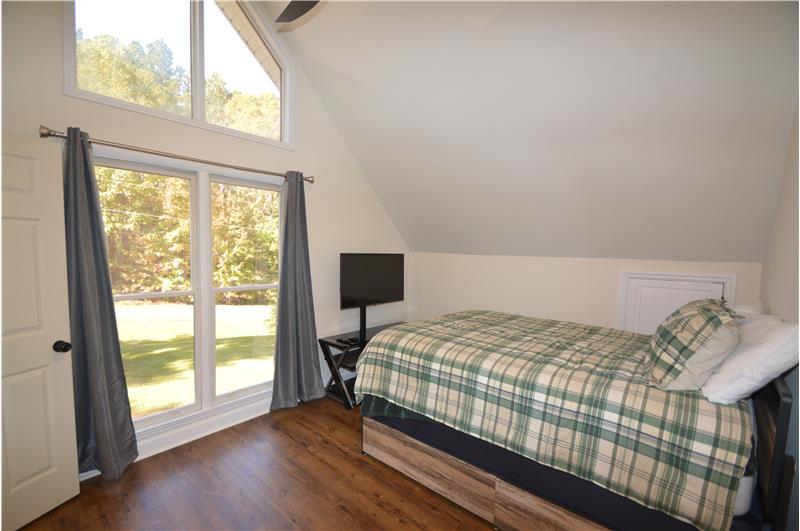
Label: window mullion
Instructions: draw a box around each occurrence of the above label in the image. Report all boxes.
[196,171,215,410]
[113,290,195,302]
[213,283,278,293]
[190,0,206,122]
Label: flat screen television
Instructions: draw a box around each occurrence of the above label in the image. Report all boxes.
[340,253,404,343]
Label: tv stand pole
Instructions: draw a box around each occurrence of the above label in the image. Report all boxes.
[359,306,367,343]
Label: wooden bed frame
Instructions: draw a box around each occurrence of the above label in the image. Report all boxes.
[752,376,795,531]
[362,416,606,530]
[361,376,795,531]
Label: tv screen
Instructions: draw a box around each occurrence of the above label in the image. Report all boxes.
[340,253,404,309]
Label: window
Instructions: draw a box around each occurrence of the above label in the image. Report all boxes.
[74,1,192,118]
[204,2,281,139]
[95,159,281,422]
[211,181,279,396]
[70,1,286,144]
[96,166,195,419]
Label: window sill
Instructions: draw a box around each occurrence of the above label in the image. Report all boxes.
[64,87,295,151]
[134,388,272,461]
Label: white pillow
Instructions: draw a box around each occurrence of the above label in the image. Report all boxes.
[732,303,769,327]
[702,314,798,404]
[733,302,764,318]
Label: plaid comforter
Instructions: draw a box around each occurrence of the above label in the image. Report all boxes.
[355,310,751,531]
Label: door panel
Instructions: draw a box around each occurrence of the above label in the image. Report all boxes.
[2,131,79,529]
[3,218,43,335]
[622,278,725,334]
[3,369,53,487]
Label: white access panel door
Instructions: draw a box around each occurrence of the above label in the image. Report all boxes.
[620,274,730,335]
[2,132,79,529]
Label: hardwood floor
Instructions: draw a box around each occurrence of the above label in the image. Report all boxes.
[25,399,490,530]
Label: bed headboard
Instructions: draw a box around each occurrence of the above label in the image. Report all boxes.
[752,374,795,530]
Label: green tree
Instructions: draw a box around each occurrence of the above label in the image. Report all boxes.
[96,168,280,306]
[212,183,280,305]
[205,74,280,139]
[77,35,190,116]
[96,168,192,294]
[205,73,231,127]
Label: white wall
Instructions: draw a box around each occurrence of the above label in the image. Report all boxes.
[1,2,409,351]
[760,118,798,531]
[761,121,799,325]
[409,252,762,328]
[277,2,797,263]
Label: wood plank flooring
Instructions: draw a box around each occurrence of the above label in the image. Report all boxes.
[25,399,490,530]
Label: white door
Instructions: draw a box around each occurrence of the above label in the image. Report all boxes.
[620,274,727,334]
[2,131,79,529]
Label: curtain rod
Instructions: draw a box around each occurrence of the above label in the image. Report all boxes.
[38,125,314,183]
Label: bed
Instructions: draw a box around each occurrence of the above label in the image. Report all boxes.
[354,310,794,531]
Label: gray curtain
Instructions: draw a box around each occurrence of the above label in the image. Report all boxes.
[270,171,325,410]
[64,128,138,480]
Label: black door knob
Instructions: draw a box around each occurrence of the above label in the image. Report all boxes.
[52,340,72,353]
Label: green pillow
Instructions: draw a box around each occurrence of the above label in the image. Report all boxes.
[649,299,737,389]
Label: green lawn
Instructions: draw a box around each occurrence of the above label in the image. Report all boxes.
[117,302,276,418]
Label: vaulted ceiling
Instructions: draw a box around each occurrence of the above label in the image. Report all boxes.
[262,2,797,261]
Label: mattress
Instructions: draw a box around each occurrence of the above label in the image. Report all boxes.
[355,310,753,531]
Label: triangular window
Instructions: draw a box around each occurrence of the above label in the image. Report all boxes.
[204,1,281,140]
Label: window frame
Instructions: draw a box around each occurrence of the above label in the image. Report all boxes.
[94,144,283,434]
[63,1,294,149]
[95,158,201,428]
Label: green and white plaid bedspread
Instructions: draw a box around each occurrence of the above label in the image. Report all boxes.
[355,310,751,531]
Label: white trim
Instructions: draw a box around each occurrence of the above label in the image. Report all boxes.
[197,170,216,411]
[213,283,278,293]
[213,380,272,407]
[78,470,101,482]
[239,1,295,147]
[618,271,737,331]
[62,1,76,105]
[191,1,205,123]
[112,290,194,302]
[95,156,196,181]
[96,156,204,430]
[62,1,294,150]
[210,173,282,191]
[133,401,203,432]
[190,169,205,420]
[66,87,292,149]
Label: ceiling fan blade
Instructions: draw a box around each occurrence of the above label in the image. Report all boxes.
[276,1,319,23]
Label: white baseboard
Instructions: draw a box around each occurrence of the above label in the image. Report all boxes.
[135,390,272,461]
[80,390,273,482]
[79,469,101,481]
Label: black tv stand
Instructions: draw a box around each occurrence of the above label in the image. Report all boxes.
[318,321,405,408]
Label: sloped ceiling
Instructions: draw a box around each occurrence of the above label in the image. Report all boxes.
[262,2,797,261]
